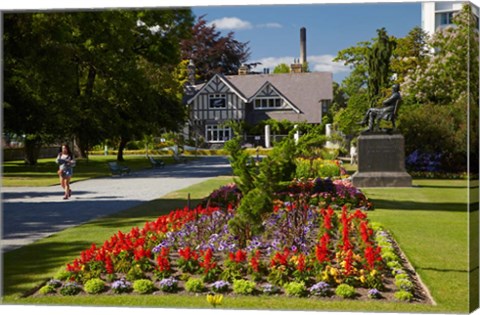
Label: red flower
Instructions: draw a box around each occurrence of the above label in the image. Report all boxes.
[315,232,330,263]
[105,255,114,274]
[359,221,373,245]
[297,254,306,272]
[364,246,382,270]
[249,250,261,272]
[343,249,354,275]
[200,248,217,273]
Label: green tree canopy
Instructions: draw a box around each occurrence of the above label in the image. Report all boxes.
[4,9,194,163]
[273,63,291,74]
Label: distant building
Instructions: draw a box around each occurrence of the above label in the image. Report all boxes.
[183,27,333,146]
[422,1,479,36]
[185,72,333,144]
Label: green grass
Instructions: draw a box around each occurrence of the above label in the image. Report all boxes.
[1,177,472,313]
[2,155,181,187]
[364,179,470,312]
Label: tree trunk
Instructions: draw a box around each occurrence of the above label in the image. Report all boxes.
[24,136,41,165]
[117,137,129,162]
[73,135,89,159]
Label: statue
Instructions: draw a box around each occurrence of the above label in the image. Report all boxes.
[357,84,401,132]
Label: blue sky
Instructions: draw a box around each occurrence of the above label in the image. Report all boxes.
[191,2,422,83]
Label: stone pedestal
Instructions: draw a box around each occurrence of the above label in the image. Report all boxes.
[351,133,412,187]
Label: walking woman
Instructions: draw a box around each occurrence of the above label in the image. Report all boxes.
[56,144,76,200]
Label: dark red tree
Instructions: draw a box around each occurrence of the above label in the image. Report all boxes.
[181,15,251,82]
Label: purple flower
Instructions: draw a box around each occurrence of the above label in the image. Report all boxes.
[309,281,331,296]
[159,277,178,292]
[368,288,381,299]
[211,280,230,293]
[111,278,132,293]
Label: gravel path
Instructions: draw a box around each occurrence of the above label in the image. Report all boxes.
[1,156,232,252]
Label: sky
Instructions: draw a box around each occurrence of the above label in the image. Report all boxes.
[191,2,423,83]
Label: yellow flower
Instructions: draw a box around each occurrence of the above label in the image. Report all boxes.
[207,293,223,308]
[329,267,339,276]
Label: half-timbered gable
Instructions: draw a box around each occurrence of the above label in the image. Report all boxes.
[250,82,301,113]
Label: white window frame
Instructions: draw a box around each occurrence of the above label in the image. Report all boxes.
[209,94,227,108]
[254,97,283,110]
[205,124,232,143]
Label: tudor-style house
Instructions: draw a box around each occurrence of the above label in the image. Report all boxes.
[185,70,333,145]
[184,27,333,146]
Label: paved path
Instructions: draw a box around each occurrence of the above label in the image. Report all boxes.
[1,156,232,253]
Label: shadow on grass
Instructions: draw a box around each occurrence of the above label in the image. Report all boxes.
[2,198,205,297]
[370,199,467,212]
[417,267,468,273]
[3,240,93,297]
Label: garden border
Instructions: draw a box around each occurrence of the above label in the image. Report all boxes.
[387,232,436,305]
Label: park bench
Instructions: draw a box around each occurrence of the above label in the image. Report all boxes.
[149,156,165,168]
[108,162,131,176]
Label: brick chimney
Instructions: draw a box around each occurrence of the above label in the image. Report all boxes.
[290,27,307,73]
[300,27,307,65]
[238,64,249,75]
[187,59,196,85]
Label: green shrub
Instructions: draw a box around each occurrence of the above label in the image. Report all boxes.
[335,284,356,299]
[394,273,409,281]
[283,281,307,297]
[39,285,56,295]
[387,261,402,270]
[126,265,145,281]
[59,282,82,296]
[395,278,414,292]
[232,279,256,295]
[54,269,71,281]
[84,278,106,294]
[394,290,414,301]
[381,251,399,263]
[133,279,155,294]
[185,278,205,293]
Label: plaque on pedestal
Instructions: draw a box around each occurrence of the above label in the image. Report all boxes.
[351,133,412,187]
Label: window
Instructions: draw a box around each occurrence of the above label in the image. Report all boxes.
[209,94,226,108]
[439,12,454,26]
[321,100,329,114]
[205,125,232,143]
[254,97,283,109]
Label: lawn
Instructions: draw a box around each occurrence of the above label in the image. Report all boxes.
[1,174,472,314]
[2,155,153,187]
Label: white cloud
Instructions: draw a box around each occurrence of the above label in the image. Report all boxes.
[252,54,350,75]
[257,22,283,29]
[208,17,253,30]
[308,55,350,73]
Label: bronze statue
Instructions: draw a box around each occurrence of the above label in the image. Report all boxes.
[358,84,401,132]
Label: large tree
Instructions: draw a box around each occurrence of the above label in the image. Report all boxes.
[398,4,479,172]
[4,9,194,163]
[180,16,251,82]
[403,4,478,106]
[366,28,396,107]
[4,13,79,164]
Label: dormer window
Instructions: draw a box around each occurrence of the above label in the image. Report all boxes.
[209,94,226,108]
[254,97,283,109]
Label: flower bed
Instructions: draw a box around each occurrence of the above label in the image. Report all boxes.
[34,179,426,304]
